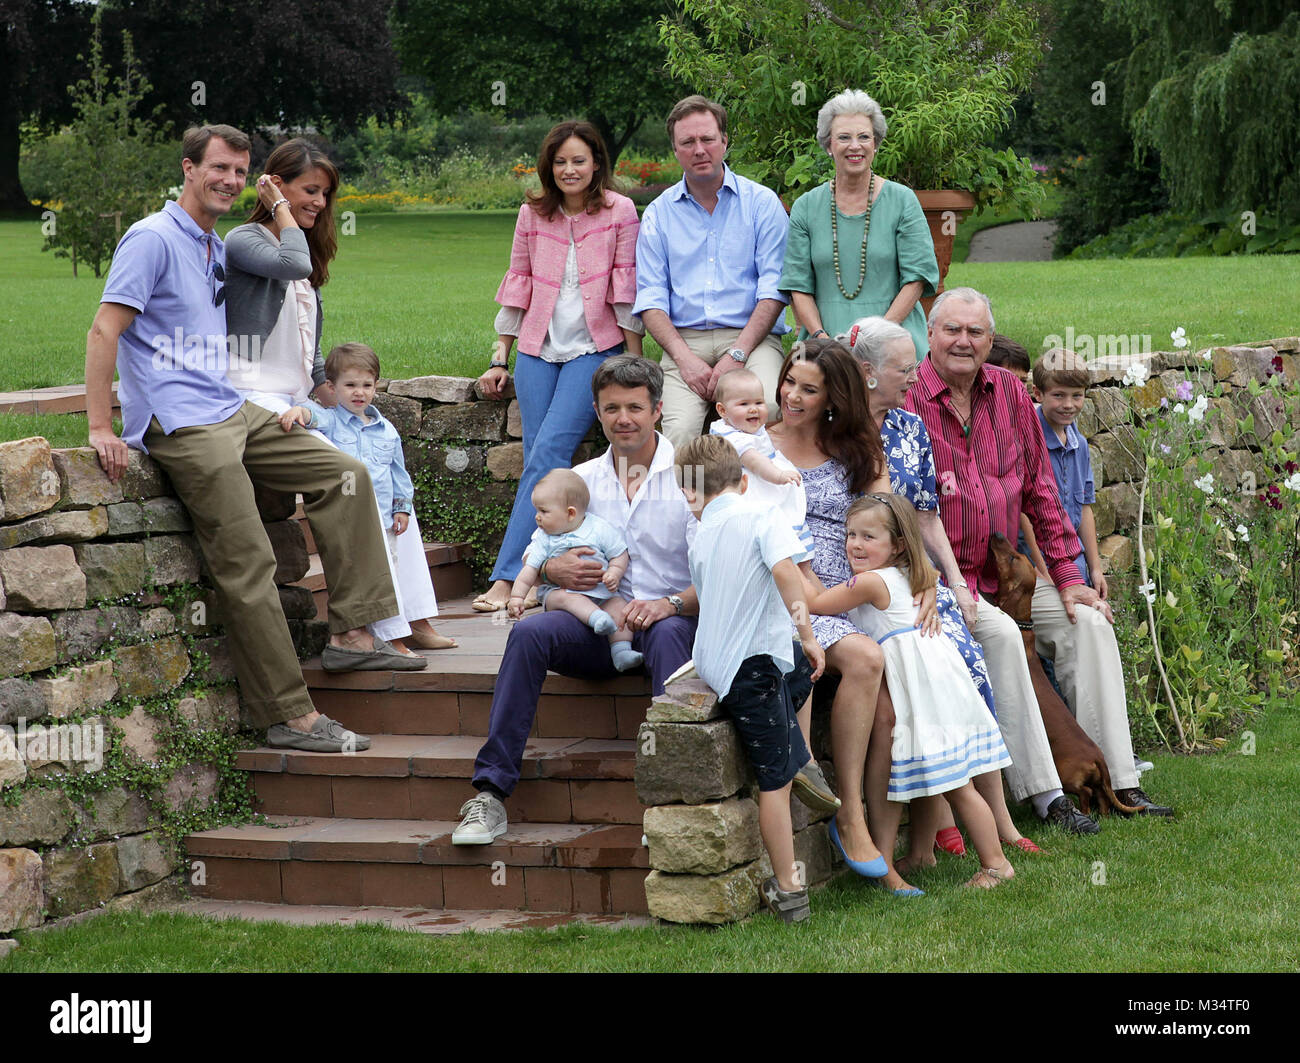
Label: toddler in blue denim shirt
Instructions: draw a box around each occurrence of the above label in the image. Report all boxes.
[282,342,455,655]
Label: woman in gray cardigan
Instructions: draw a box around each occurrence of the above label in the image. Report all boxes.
[225,139,456,652]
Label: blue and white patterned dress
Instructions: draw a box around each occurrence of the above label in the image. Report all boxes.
[800,407,998,717]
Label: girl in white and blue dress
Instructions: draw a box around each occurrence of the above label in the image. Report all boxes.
[805,492,1017,888]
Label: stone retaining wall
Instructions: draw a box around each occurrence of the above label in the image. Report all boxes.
[0,438,321,937]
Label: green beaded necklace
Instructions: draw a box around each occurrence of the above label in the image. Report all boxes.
[830,173,874,300]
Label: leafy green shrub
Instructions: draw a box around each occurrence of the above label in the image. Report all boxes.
[1070,209,1300,258]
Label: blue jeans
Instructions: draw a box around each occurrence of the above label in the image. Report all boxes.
[488,346,621,584]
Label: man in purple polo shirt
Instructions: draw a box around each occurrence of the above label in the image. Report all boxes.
[85,124,415,753]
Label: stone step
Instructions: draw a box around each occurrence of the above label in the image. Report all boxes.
[295,541,475,619]
[185,816,650,914]
[243,736,643,825]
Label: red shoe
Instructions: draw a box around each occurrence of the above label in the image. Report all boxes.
[1002,836,1043,854]
[934,826,966,856]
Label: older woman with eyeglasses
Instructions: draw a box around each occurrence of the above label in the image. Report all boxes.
[842,315,1041,865]
[779,90,939,359]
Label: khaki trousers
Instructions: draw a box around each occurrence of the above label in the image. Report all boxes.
[970,601,1062,802]
[144,402,398,728]
[660,328,785,449]
[1031,581,1139,790]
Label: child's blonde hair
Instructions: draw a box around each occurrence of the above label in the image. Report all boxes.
[844,493,937,597]
[714,368,763,406]
[534,468,589,511]
[674,435,743,499]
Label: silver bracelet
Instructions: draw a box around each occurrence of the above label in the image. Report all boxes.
[269,197,289,216]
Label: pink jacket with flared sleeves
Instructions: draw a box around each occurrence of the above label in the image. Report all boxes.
[494,191,640,356]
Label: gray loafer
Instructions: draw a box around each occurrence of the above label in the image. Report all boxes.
[320,637,427,672]
[792,761,842,813]
[267,715,371,752]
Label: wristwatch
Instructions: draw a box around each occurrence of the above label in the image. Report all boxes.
[727,348,747,364]
[666,594,684,615]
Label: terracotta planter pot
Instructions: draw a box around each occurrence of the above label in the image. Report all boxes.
[916,189,976,316]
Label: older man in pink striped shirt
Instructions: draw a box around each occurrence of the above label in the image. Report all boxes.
[906,288,1172,829]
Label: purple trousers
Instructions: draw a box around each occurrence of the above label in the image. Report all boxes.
[472,609,697,796]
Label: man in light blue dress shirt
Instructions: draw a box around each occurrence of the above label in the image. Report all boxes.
[633,95,790,449]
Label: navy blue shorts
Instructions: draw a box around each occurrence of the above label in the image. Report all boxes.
[718,643,814,792]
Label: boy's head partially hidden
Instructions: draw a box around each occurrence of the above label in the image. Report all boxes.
[674,434,745,517]
[986,333,1031,389]
[1032,347,1092,435]
[531,468,589,535]
[713,368,768,434]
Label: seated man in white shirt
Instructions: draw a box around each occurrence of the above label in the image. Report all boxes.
[453,355,699,843]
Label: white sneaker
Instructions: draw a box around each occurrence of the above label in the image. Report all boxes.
[452,792,507,845]
[1134,754,1154,775]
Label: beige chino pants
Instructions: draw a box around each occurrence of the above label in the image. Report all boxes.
[144,402,398,728]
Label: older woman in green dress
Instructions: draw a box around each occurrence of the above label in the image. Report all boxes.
[779,90,939,359]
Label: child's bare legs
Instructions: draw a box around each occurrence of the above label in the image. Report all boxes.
[865,687,917,892]
[974,770,1025,843]
[898,797,945,873]
[943,782,1015,888]
[759,782,800,892]
[544,590,643,672]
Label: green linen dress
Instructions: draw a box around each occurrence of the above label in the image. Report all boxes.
[779,180,939,359]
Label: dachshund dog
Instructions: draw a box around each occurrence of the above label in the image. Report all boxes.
[987,533,1142,816]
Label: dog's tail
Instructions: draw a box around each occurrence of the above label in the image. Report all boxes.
[1096,756,1145,816]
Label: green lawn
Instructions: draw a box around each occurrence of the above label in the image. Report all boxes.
[4,701,1297,971]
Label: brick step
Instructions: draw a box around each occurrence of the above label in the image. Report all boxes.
[185,816,650,914]
[295,542,474,619]
[245,736,643,825]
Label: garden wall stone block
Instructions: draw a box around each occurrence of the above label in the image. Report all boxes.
[645,675,722,723]
[277,584,317,619]
[1091,489,1115,539]
[643,859,766,924]
[106,497,192,537]
[0,849,44,932]
[176,688,240,734]
[0,612,56,677]
[163,763,220,811]
[73,541,147,600]
[0,507,109,550]
[635,718,749,806]
[113,636,190,701]
[52,606,139,662]
[794,822,833,886]
[115,834,173,891]
[389,375,477,403]
[506,399,522,438]
[21,715,105,778]
[79,787,153,840]
[119,451,167,500]
[420,401,505,442]
[1095,483,1139,533]
[486,443,524,481]
[1088,386,1132,431]
[141,607,177,637]
[0,789,74,846]
[43,843,121,918]
[0,545,86,610]
[51,448,123,507]
[643,796,761,874]
[143,534,201,586]
[0,437,58,521]
[263,520,308,584]
[372,392,424,437]
[1210,345,1289,387]
[36,660,117,718]
[114,705,163,763]
[0,729,27,789]
[0,678,42,725]
[191,637,236,682]
[1091,424,1143,483]
[290,618,329,659]
[1099,534,1134,573]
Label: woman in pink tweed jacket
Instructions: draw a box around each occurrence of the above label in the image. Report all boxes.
[474,121,644,612]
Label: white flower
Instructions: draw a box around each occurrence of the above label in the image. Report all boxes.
[1171,326,1188,349]
[1122,362,1150,387]
[1285,472,1300,492]
[1173,402,1185,414]
[1194,472,1215,494]
[1138,579,1156,604]
[1236,524,1250,542]
[1187,395,1209,423]
[1202,350,1213,361]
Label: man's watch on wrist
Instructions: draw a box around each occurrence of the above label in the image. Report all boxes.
[666,594,684,615]
[727,348,747,364]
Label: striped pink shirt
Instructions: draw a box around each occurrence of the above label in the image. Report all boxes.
[905,359,1084,598]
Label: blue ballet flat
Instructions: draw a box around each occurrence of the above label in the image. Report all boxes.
[891,886,926,898]
[828,816,889,879]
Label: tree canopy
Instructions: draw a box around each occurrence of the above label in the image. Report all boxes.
[391,0,684,161]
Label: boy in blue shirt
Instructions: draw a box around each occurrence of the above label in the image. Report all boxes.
[674,435,831,923]
[282,342,455,656]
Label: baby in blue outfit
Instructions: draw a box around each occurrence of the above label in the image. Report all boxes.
[508,469,642,672]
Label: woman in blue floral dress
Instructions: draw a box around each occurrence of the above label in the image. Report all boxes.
[844,317,1038,862]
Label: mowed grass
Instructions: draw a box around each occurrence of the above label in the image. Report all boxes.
[3,211,1299,404]
[4,704,1299,973]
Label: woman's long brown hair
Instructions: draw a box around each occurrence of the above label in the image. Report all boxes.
[527,121,620,220]
[246,138,339,288]
[775,337,883,494]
